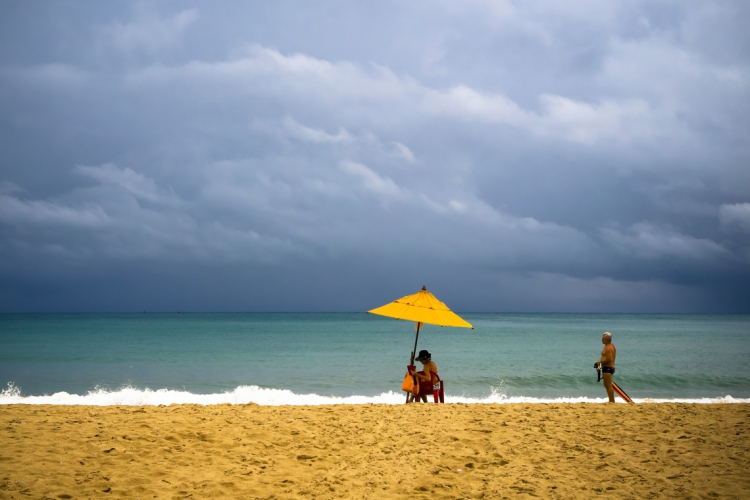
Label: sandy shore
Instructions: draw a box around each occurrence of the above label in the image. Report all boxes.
[1,403,748,499]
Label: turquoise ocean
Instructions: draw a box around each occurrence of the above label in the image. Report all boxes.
[1,313,749,405]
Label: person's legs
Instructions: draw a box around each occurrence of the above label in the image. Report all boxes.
[603,373,615,403]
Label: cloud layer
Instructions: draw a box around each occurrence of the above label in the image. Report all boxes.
[0,1,748,312]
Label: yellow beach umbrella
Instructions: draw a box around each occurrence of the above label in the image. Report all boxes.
[368,286,473,400]
[368,286,473,401]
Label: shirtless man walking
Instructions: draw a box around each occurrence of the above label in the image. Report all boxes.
[594,332,616,403]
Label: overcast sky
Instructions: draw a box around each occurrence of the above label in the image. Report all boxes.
[1,1,748,313]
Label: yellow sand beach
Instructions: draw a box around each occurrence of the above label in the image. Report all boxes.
[1,403,749,499]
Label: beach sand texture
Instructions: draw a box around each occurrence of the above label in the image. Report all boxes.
[1,403,748,499]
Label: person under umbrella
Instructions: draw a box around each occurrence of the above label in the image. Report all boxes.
[411,350,441,403]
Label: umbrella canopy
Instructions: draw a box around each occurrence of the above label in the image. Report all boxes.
[367,286,473,329]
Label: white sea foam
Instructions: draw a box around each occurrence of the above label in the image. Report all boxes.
[1,382,748,406]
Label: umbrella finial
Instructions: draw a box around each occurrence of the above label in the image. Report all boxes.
[421,285,426,291]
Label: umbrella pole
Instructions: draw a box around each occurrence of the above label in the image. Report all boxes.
[411,321,422,365]
[406,322,422,403]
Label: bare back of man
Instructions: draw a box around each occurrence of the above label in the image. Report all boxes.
[596,332,617,402]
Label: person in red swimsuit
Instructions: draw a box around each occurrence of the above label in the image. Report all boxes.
[412,350,439,403]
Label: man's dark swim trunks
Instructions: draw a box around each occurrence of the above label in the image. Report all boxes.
[602,366,615,375]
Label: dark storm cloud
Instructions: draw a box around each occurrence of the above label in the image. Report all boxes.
[0,0,748,312]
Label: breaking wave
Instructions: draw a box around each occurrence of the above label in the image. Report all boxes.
[2,382,748,406]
